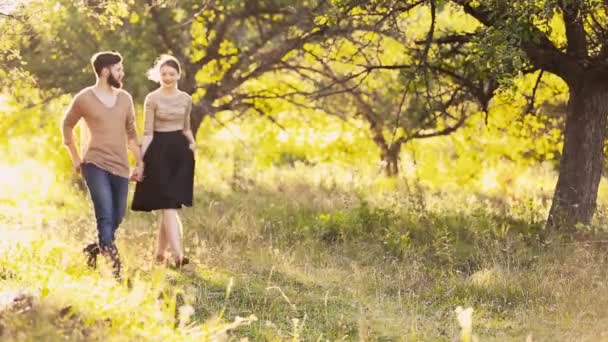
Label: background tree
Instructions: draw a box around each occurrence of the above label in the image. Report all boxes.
[241,2,498,176]
[341,0,608,229]
[13,0,386,134]
[450,0,608,230]
[6,0,593,230]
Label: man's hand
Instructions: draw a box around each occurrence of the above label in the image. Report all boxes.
[188,142,196,152]
[65,140,82,175]
[72,158,83,174]
[130,163,144,182]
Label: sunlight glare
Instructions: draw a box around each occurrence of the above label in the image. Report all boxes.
[0,94,10,111]
[0,0,24,14]
[480,168,499,192]
[0,160,55,201]
[322,131,340,146]
[277,130,289,142]
[215,125,244,141]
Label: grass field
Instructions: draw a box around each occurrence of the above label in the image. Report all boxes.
[2,163,608,341]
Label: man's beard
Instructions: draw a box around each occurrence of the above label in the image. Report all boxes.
[108,73,123,88]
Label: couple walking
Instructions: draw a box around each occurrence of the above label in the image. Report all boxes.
[61,51,195,280]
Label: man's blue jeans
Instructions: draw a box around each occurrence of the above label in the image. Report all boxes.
[82,163,129,248]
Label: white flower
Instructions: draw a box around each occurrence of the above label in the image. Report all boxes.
[455,306,474,342]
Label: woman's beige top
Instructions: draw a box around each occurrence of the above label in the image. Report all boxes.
[62,87,139,178]
[143,90,192,136]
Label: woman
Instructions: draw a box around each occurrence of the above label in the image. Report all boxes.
[131,54,195,268]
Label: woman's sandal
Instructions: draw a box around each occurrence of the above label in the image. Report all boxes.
[155,254,166,264]
[173,257,189,269]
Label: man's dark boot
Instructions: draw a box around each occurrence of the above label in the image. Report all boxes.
[83,243,100,269]
[102,245,122,281]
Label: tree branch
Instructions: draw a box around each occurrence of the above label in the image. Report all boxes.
[147,0,183,60]
[524,69,544,115]
[559,0,588,59]
[415,33,474,45]
[0,12,25,23]
[450,0,583,83]
[412,110,468,139]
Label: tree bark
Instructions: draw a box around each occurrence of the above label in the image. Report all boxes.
[367,117,403,177]
[190,99,214,135]
[381,144,401,177]
[450,0,608,231]
[547,80,608,230]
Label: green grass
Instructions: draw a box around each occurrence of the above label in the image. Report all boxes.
[2,165,608,341]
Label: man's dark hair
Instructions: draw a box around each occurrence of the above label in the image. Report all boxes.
[90,51,123,76]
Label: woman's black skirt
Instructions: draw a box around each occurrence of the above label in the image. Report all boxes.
[131,130,194,211]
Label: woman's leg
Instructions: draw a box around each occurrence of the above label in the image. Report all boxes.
[156,216,169,261]
[162,209,184,261]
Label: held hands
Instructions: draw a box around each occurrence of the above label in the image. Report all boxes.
[189,142,196,152]
[130,163,144,182]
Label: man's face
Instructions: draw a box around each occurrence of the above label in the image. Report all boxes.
[104,62,124,88]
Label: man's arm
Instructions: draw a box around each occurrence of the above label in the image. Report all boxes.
[65,140,82,172]
[141,94,155,155]
[62,96,83,174]
[128,138,144,181]
[126,94,144,181]
[128,139,143,166]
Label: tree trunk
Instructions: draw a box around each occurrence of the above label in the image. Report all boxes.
[547,80,608,230]
[381,144,401,177]
[190,98,214,136]
[368,120,402,177]
[182,64,213,136]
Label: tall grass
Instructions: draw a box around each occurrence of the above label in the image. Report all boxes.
[2,159,608,340]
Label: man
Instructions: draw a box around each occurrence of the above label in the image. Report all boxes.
[61,51,143,280]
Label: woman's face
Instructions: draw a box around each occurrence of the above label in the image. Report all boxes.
[159,65,179,87]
